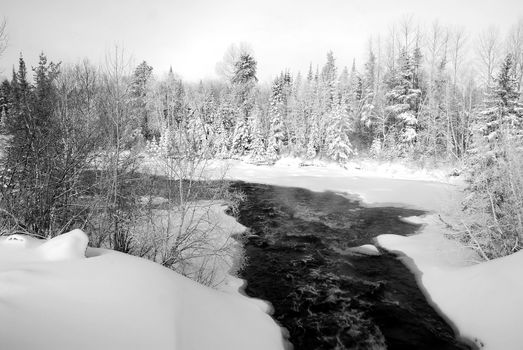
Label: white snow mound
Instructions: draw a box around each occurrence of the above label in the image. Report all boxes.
[0,230,289,350]
[37,229,88,261]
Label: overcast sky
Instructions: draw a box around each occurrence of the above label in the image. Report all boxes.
[1,0,522,82]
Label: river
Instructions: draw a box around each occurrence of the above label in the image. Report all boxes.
[231,181,473,350]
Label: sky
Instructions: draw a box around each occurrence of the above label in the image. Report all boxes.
[0,0,522,83]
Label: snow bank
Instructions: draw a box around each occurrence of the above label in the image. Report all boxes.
[132,200,247,288]
[377,220,523,350]
[216,158,461,211]
[0,230,289,350]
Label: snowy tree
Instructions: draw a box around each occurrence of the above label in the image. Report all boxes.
[227,53,258,156]
[214,96,238,156]
[0,79,11,127]
[465,53,523,258]
[230,114,252,156]
[215,42,253,82]
[384,49,422,150]
[249,106,267,161]
[267,73,291,157]
[268,103,284,158]
[0,54,71,235]
[360,48,377,136]
[476,54,523,145]
[306,117,320,159]
[231,54,258,85]
[130,61,154,139]
[325,103,356,163]
[321,51,337,109]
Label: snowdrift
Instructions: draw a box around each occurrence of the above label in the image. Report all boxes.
[377,232,523,350]
[0,230,289,350]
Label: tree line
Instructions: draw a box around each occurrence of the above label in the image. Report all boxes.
[0,17,522,259]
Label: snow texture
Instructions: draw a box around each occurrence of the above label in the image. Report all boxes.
[0,230,289,350]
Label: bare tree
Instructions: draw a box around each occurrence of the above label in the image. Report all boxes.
[96,44,139,252]
[506,19,523,88]
[0,18,7,59]
[215,42,253,82]
[450,28,467,88]
[398,14,416,52]
[477,26,500,88]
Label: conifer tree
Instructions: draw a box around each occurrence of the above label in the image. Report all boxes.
[267,73,290,157]
[0,54,66,235]
[130,61,153,139]
[230,113,251,156]
[325,103,356,163]
[249,106,267,161]
[466,53,523,257]
[384,49,422,151]
[0,79,10,131]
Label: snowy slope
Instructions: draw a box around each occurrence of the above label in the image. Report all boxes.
[0,230,289,350]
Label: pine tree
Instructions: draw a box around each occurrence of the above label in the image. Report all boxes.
[466,53,523,257]
[325,103,356,163]
[1,54,66,235]
[320,51,337,111]
[231,54,258,85]
[267,74,290,157]
[477,54,523,145]
[249,106,267,161]
[230,114,251,156]
[0,79,11,128]
[268,101,284,158]
[130,61,153,139]
[306,117,319,159]
[384,49,422,151]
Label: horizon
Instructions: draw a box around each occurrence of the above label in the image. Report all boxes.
[1,0,523,83]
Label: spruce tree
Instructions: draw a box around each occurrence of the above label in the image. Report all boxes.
[130,61,153,139]
[325,103,356,163]
[466,53,523,257]
[1,54,66,236]
[384,49,422,151]
[267,74,290,157]
[0,79,10,128]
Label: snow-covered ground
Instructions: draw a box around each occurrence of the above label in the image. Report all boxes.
[0,229,289,350]
[216,157,519,350]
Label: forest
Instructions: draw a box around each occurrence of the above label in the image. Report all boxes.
[0,16,522,274]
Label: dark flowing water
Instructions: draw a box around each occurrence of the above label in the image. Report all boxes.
[232,181,473,350]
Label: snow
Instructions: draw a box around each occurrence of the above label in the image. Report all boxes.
[0,230,290,350]
[212,157,461,211]
[333,244,381,256]
[132,200,247,288]
[378,231,523,349]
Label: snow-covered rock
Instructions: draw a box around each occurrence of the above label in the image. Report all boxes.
[334,244,381,256]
